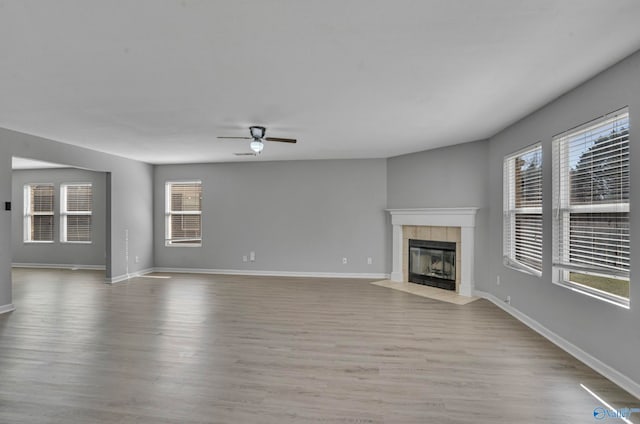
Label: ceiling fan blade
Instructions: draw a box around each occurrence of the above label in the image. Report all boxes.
[265,137,297,143]
[234,152,257,156]
[217,136,252,140]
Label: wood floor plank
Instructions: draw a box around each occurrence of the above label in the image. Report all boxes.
[0,268,638,423]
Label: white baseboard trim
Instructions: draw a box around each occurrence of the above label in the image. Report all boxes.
[13,264,388,281]
[152,267,390,280]
[106,268,154,284]
[12,263,106,271]
[0,303,15,315]
[475,290,640,400]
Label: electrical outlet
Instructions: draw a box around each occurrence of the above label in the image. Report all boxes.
[367,257,373,265]
[250,251,255,262]
[496,275,500,285]
[342,257,348,264]
[242,255,248,262]
[135,256,140,264]
[505,295,511,305]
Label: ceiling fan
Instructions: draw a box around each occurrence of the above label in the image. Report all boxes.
[217,126,297,155]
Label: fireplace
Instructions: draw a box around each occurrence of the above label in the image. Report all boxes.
[388,208,477,297]
[408,239,456,290]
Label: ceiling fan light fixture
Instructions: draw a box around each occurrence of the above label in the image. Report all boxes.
[250,139,264,153]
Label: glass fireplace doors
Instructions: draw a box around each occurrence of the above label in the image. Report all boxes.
[408,239,456,290]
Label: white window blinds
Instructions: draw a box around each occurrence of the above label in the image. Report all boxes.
[503,143,543,274]
[552,108,630,305]
[24,184,55,242]
[61,184,93,242]
[166,181,202,246]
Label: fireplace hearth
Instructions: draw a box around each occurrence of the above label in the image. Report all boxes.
[408,239,456,290]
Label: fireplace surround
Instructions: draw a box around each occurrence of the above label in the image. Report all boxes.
[387,208,478,297]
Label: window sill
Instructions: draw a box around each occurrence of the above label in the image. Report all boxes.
[61,241,93,245]
[24,241,54,244]
[165,243,202,248]
[551,276,630,309]
[503,257,542,278]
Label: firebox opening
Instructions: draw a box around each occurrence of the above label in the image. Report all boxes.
[408,239,456,291]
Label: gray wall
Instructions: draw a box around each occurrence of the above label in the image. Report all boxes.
[386,140,490,287]
[0,153,11,309]
[154,159,388,274]
[486,50,640,384]
[0,128,154,309]
[387,140,489,209]
[12,168,107,267]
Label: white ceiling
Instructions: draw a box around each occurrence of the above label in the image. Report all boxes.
[12,157,70,170]
[2,1,640,164]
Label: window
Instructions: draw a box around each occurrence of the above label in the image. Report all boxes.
[61,183,93,243]
[552,108,630,307]
[24,184,55,242]
[503,143,543,275]
[165,181,202,246]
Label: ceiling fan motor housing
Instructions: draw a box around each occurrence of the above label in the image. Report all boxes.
[250,126,266,139]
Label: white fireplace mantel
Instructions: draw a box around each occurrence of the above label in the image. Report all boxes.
[387,208,479,297]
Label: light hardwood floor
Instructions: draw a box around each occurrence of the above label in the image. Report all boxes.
[1,269,638,423]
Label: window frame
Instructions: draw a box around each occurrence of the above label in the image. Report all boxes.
[23,183,55,243]
[503,142,543,276]
[552,108,630,308]
[165,180,203,247]
[60,182,93,244]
